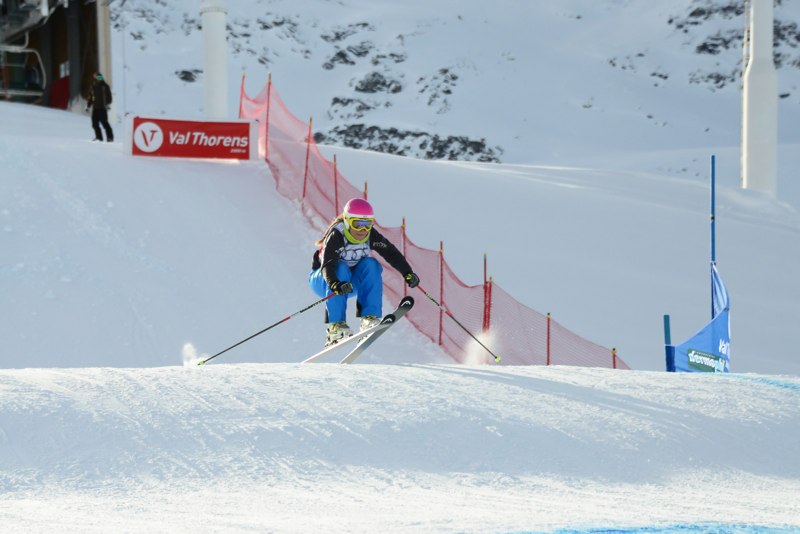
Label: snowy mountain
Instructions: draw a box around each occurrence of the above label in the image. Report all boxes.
[111,0,800,171]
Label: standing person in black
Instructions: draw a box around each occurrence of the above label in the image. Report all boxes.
[86,72,114,142]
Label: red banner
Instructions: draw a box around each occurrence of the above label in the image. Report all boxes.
[130,117,253,159]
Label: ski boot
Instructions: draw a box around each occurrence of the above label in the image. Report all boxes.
[325,321,352,347]
[360,315,381,332]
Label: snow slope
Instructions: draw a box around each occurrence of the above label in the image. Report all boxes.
[1,364,799,532]
[2,101,800,373]
[0,101,449,369]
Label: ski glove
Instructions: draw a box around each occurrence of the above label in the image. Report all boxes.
[330,280,353,295]
[404,272,420,288]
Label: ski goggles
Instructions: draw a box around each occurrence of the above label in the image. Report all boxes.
[345,217,374,231]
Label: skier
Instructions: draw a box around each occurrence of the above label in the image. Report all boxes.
[86,72,114,142]
[310,198,420,346]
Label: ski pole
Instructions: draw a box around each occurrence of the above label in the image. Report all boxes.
[416,286,502,363]
[198,293,336,365]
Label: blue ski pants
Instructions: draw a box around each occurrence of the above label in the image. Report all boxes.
[309,257,383,323]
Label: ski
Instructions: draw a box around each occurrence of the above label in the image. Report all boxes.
[302,314,396,363]
[301,296,413,364]
[340,296,414,364]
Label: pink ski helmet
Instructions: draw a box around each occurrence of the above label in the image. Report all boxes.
[343,198,374,220]
[342,198,375,242]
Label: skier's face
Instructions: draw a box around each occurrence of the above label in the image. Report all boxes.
[349,225,370,241]
[345,216,373,241]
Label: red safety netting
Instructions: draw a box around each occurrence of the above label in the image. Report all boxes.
[240,75,630,370]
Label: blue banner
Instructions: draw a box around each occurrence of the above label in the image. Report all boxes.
[667,265,730,373]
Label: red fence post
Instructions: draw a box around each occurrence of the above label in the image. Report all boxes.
[302,116,312,199]
[333,154,339,215]
[612,348,618,369]
[264,73,272,161]
[402,217,408,298]
[238,71,245,119]
[438,241,444,346]
[363,181,368,200]
[486,276,493,332]
[483,254,488,332]
[547,312,552,366]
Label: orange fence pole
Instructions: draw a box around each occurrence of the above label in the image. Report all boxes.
[333,154,339,214]
[487,276,493,333]
[438,241,444,346]
[483,254,489,332]
[302,116,312,199]
[238,71,245,118]
[402,217,408,297]
[264,73,272,160]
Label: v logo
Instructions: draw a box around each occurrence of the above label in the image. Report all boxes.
[140,129,158,147]
[133,121,164,153]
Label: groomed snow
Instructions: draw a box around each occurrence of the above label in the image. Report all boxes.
[1,363,799,532]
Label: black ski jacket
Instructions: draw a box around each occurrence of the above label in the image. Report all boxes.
[312,223,413,287]
[88,81,113,110]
